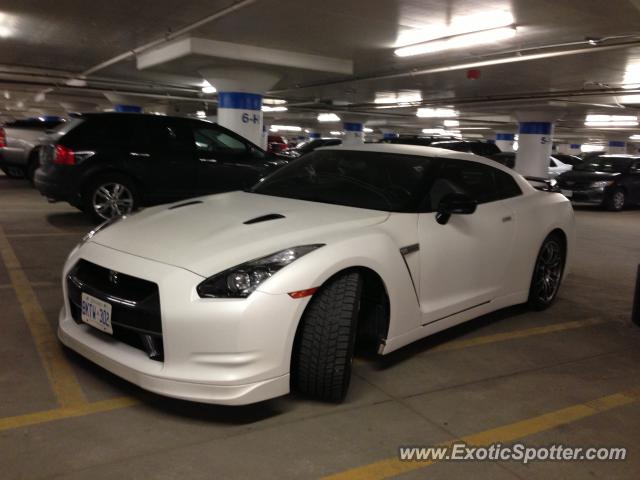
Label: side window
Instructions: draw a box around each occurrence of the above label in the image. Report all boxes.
[64,117,133,148]
[549,158,556,167]
[426,160,519,210]
[494,169,522,199]
[193,127,249,155]
[146,120,193,152]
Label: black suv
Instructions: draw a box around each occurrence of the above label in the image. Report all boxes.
[35,113,284,220]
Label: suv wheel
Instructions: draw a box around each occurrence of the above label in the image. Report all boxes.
[292,271,362,402]
[604,188,626,211]
[83,174,138,222]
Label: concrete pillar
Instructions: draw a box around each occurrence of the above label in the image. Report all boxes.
[200,67,280,147]
[495,132,515,152]
[343,122,364,146]
[607,140,627,154]
[515,119,555,178]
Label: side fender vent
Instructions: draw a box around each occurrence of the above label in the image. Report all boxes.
[244,213,285,224]
[169,200,203,210]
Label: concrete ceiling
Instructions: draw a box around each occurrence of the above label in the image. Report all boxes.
[2,0,640,143]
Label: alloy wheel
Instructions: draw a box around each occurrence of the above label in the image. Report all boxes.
[612,191,625,210]
[92,182,134,220]
[533,239,563,304]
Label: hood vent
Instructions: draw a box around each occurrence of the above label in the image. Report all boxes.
[244,213,285,225]
[169,200,203,210]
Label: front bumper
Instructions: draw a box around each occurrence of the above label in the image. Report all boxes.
[58,241,311,405]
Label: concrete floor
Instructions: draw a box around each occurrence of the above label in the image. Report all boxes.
[1,172,640,480]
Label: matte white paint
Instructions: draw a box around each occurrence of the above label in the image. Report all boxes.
[58,144,575,405]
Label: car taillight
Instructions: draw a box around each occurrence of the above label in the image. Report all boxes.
[54,144,75,165]
[0,128,6,148]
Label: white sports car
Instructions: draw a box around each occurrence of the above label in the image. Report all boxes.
[58,144,574,405]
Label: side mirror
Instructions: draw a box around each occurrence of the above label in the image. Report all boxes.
[436,193,477,225]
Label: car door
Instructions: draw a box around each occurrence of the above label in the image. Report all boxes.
[628,161,640,203]
[140,117,196,202]
[417,159,519,325]
[191,123,265,194]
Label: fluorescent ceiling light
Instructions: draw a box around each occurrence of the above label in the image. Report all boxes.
[374,91,422,104]
[270,125,301,132]
[201,80,216,94]
[395,10,515,47]
[417,107,458,118]
[263,98,287,105]
[584,114,638,127]
[443,119,459,127]
[617,95,640,103]
[318,113,341,122]
[363,127,373,133]
[395,26,517,57]
[196,110,206,118]
[329,131,344,136]
[581,144,605,152]
[262,105,288,112]
[629,134,640,140]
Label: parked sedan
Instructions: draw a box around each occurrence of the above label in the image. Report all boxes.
[58,144,574,405]
[557,155,640,210]
[34,113,284,221]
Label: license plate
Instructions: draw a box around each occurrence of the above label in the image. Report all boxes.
[81,293,113,334]
[561,189,573,198]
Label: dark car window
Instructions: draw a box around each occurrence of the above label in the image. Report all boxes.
[427,159,519,210]
[146,119,193,152]
[573,156,633,173]
[193,126,248,154]
[253,150,436,212]
[62,116,137,148]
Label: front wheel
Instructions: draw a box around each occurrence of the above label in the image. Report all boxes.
[528,233,566,310]
[292,271,362,402]
[604,188,626,211]
[83,174,138,222]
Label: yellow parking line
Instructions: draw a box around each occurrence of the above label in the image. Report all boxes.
[0,226,87,407]
[322,387,640,480]
[0,396,138,432]
[430,317,608,353]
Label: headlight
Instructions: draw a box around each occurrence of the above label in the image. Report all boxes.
[78,215,125,247]
[590,180,615,188]
[197,244,325,298]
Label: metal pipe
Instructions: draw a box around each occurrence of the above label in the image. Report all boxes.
[270,40,640,94]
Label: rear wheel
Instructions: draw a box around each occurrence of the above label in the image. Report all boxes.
[528,233,566,310]
[604,188,626,211]
[292,271,362,402]
[83,173,138,222]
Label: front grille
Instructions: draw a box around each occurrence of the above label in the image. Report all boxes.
[67,259,164,361]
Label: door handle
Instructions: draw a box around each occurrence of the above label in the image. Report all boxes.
[199,158,218,164]
[502,215,513,222]
[129,152,150,157]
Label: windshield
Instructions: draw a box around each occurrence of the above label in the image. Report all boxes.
[573,156,632,173]
[252,150,435,212]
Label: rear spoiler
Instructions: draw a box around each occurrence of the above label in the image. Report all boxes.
[524,176,561,192]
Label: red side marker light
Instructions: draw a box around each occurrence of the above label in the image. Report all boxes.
[288,287,318,299]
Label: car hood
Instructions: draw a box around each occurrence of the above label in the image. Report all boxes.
[91,191,390,277]
[558,170,620,182]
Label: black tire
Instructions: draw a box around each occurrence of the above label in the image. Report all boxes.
[82,173,138,223]
[528,233,566,310]
[604,188,626,211]
[292,271,362,402]
[0,165,26,178]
